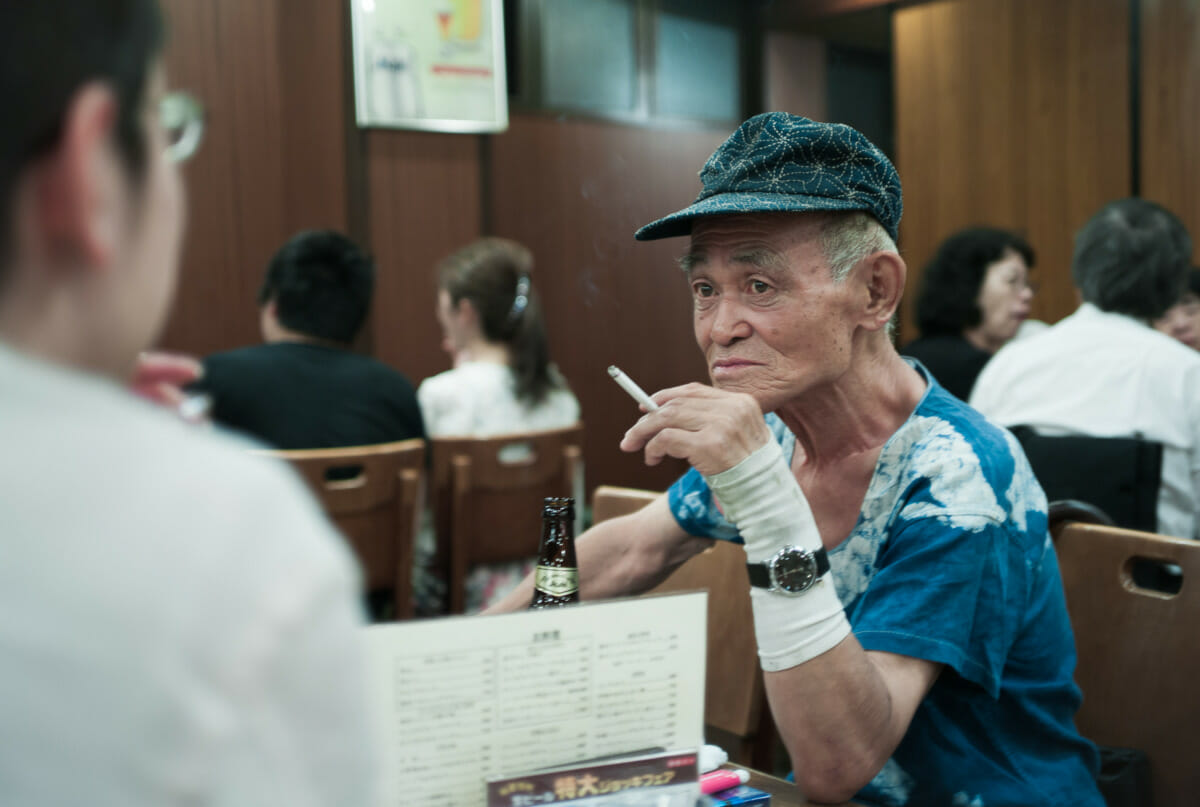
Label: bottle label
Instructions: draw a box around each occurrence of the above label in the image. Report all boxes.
[534,565,579,598]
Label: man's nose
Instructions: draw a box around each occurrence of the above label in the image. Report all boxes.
[709,298,751,344]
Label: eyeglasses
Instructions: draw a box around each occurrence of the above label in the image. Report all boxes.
[1006,275,1038,294]
[160,91,205,163]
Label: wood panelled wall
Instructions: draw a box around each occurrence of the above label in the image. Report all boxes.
[1141,0,1200,259]
[893,0,1131,342]
[160,0,1200,493]
[489,115,724,493]
[156,1,728,496]
[160,0,351,355]
[367,130,482,386]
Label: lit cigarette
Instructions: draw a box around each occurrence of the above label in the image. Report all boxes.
[607,365,660,412]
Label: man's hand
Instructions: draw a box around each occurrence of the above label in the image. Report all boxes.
[617,382,773,476]
[131,350,205,414]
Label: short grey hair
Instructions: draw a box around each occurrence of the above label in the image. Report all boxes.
[819,211,900,337]
[820,211,897,281]
[1072,198,1192,321]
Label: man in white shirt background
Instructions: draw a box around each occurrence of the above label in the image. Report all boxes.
[971,198,1200,540]
[0,2,379,804]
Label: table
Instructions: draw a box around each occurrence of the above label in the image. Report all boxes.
[731,765,862,807]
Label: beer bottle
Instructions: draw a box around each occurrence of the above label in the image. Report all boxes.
[530,496,579,608]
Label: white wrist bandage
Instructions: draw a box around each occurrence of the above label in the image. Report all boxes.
[705,440,851,671]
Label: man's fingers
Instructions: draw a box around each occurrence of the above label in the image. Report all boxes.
[134,351,203,386]
[651,381,727,405]
[131,380,187,408]
[641,427,738,475]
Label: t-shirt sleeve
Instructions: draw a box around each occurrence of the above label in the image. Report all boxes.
[849,515,1024,698]
[666,468,741,541]
[416,377,456,437]
[666,413,794,543]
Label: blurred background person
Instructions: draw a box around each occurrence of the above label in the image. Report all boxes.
[902,227,1036,400]
[1154,267,1200,351]
[419,237,579,435]
[192,229,425,449]
[416,237,580,613]
[972,198,1200,540]
[0,2,377,804]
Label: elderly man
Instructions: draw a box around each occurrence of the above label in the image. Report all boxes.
[0,2,376,804]
[491,113,1101,806]
[972,199,1200,540]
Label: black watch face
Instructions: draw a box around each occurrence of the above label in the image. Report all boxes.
[772,547,817,593]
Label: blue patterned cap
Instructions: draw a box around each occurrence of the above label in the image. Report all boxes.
[635,112,902,242]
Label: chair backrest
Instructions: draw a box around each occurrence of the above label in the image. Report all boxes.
[1048,499,1117,540]
[254,438,426,620]
[1010,426,1163,533]
[1056,522,1200,807]
[592,485,772,769]
[432,423,583,614]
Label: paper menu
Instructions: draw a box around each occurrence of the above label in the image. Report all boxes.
[364,592,707,807]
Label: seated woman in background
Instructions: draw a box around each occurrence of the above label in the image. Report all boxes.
[419,237,580,434]
[903,227,1036,400]
[1154,267,1200,351]
[416,237,581,613]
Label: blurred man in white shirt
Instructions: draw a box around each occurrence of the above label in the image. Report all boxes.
[972,199,1200,540]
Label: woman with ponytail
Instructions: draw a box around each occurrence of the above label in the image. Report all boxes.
[416,238,580,612]
[418,238,579,435]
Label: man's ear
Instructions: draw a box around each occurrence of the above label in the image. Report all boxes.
[859,250,907,332]
[32,83,121,269]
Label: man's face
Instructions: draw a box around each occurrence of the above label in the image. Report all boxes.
[107,64,187,371]
[684,214,861,412]
[1154,292,1200,351]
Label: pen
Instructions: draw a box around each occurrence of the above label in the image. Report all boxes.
[607,365,660,412]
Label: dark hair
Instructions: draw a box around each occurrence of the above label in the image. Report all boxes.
[437,238,555,406]
[0,1,165,270]
[1072,198,1193,320]
[1185,268,1200,298]
[915,227,1035,337]
[257,230,375,345]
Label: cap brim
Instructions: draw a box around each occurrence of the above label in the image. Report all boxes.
[635,191,875,241]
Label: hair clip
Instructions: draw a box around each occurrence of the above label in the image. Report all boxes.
[508,274,531,322]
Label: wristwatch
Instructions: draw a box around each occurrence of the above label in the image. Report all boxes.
[746,545,830,596]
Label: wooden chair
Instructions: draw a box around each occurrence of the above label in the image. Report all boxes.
[592,485,777,771]
[1048,498,1117,539]
[1056,521,1200,807]
[254,438,425,620]
[431,423,583,614]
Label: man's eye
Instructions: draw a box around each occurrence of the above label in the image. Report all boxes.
[693,283,714,298]
[750,280,771,294]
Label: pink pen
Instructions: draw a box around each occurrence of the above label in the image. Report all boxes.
[700,768,750,795]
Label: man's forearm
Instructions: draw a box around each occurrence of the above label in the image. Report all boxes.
[765,639,941,803]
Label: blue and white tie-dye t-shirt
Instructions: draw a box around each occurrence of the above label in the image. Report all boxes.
[668,365,1102,807]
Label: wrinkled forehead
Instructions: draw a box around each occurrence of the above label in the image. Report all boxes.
[683,212,828,271]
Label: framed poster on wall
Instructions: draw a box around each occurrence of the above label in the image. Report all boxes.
[349,0,508,133]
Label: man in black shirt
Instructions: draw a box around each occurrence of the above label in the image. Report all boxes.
[193,230,425,448]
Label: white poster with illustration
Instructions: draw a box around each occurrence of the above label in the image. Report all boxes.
[350,0,507,133]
